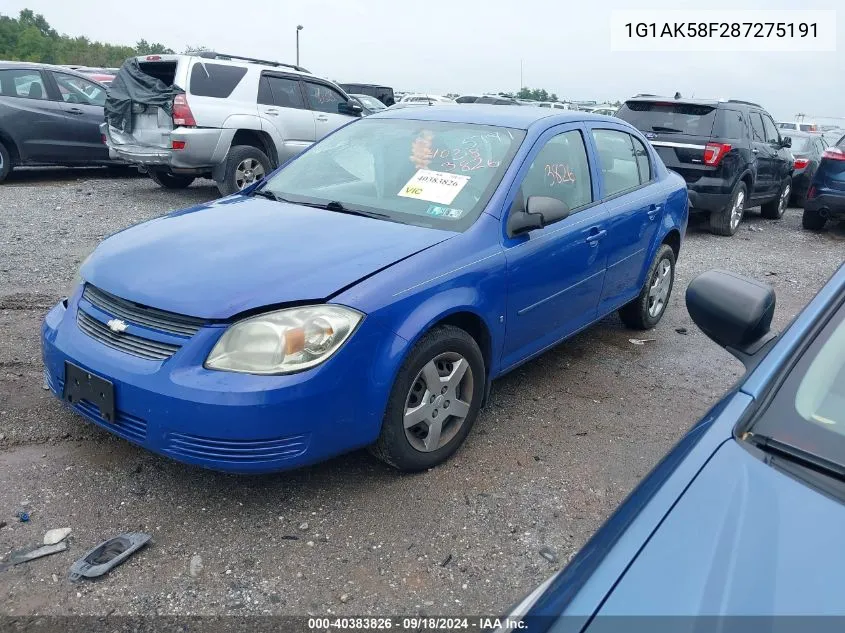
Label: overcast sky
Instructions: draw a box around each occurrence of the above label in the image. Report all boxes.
[4,0,843,120]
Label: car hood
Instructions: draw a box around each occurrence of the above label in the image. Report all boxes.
[82,196,455,319]
[593,439,845,617]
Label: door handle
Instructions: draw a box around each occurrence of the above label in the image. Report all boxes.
[315,115,329,122]
[264,108,279,116]
[586,228,607,245]
[647,203,662,219]
[752,148,759,154]
[68,108,84,115]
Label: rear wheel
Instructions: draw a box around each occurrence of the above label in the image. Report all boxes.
[370,325,485,472]
[0,142,12,183]
[802,208,827,231]
[217,145,271,196]
[710,181,746,236]
[761,180,790,219]
[618,244,675,330]
[149,170,195,189]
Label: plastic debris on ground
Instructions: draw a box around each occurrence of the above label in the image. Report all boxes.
[0,541,68,572]
[69,532,151,582]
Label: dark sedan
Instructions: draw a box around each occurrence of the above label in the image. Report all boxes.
[803,138,845,230]
[0,61,115,183]
[788,130,828,207]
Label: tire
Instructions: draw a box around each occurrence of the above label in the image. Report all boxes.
[618,244,676,330]
[802,208,827,231]
[149,170,195,189]
[709,181,746,236]
[216,145,271,196]
[370,325,485,472]
[761,179,790,219]
[0,142,13,183]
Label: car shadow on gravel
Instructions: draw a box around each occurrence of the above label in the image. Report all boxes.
[4,166,145,185]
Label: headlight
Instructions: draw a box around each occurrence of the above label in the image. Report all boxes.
[205,305,363,375]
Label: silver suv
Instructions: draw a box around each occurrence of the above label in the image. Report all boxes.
[101,52,362,195]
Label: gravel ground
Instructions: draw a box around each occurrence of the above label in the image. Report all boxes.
[0,167,843,617]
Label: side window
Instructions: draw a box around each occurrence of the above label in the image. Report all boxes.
[762,115,780,144]
[52,73,106,106]
[304,81,347,114]
[189,63,247,98]
[631,135,652,183]
[749,113,766,143]
[716,109,746,139]
[592,129,642,196]
[261,76,306,110]
[519,130,592,212]
[0,69,47,100]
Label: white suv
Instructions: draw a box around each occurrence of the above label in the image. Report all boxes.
[101,52,362,195]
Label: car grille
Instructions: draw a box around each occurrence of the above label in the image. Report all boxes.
[82,285,206,337]
[76,310,181,361]
[163,431,310,464]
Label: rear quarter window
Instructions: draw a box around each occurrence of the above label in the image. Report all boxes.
[189,63,248,98]
[714,109,747,140]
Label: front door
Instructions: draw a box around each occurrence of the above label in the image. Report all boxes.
[302,80,356,140]
[501,125,608,370]
[749,111,774,196]
[49,71,110,162]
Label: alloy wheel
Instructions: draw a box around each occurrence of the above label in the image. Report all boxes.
[403,352,474,453]
[730,189,745,231]
[648,258,672,318]
[779,184,791,215]
[234,158,266,190]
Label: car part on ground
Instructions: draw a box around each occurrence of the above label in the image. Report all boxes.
[68,532,151,581]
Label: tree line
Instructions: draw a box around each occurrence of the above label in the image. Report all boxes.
[0,9,175,67]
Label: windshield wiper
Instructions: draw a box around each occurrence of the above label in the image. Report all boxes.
[650,126,683,133]
[251,189,281,201]
[744,432,845,483]
[292,199,393,221]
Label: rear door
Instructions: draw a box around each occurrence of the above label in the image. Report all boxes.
[587,126,664,313]
[301,80,357,140]
[48,71,109,162]
[257,73,315,161]
[761,113,790,189]
[615,100,716,187]
[748,111,774,195]
[0,68,69,163]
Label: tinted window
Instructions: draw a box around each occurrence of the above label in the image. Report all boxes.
[616,101,717,136]
[631,135,652,183]
[455,96,479,103]
[304,82,347,114]
[52,73,106,106]
[762,115,780,143]
[592,129,641,196]
[749,112,766,142]
[189,63,247,98]
[800,124,817,132]
[778,122,798,130]
[0,69,47,100]
[260,76,305,109]
[790,136,813,153]
[520,130,592,212]
[715,109,746,139]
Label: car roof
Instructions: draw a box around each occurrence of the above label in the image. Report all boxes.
[371,104,619,130]
[0,60,103,80]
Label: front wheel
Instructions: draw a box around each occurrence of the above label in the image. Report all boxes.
[149,170,195,189]
[370,325,485,472]
[618,244,676,330]
[761,180,790,219]
[0,142,12,183]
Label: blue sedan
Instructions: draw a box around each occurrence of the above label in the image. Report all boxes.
[506,263,845,629]
[41,106,688,473]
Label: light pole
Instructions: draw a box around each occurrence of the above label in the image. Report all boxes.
[296,25,303,66]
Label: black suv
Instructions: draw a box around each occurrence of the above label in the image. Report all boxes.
[616,97,794,236]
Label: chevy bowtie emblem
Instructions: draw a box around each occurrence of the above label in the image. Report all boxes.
[107,318,128,333]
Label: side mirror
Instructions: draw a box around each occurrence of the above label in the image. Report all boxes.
[507,196,570,237]
[781,136,792,148]
[340,101,363,117]
[686,270,778,369]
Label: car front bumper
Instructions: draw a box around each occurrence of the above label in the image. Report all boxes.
[100,124,228,172]
[41,289,406,474]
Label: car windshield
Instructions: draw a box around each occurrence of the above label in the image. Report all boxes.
[617,102,717,136]
[749,303,845,469]
[354,95,385,110]
[260,118,525,231]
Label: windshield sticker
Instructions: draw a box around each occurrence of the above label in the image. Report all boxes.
[399,169,471,205]
[426,205,466,219]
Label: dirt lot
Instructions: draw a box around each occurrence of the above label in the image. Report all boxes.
[0,168,843,617]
